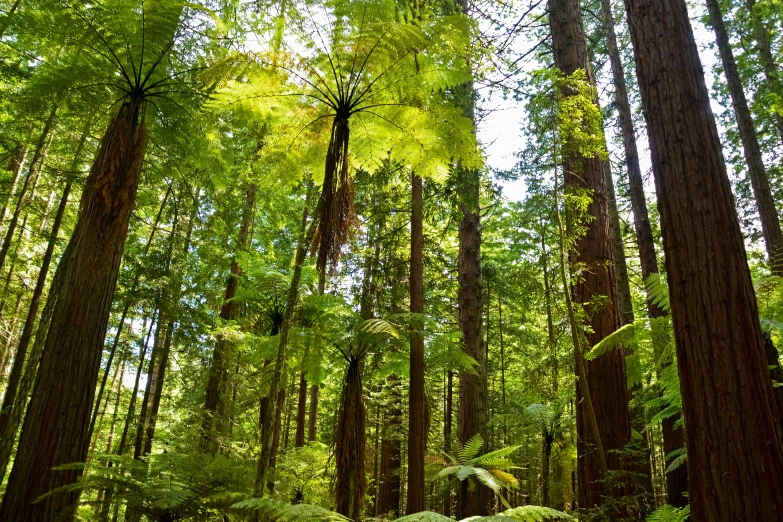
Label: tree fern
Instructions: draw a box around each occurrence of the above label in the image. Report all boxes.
[231,497,350,521]
[646,504,690,522]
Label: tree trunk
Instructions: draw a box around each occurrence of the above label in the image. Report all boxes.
[307,383,318,442]
[0,105,57,275]
[1,142,27,222]
[406,172,427,514]
[543,437,553,507]
[203,183,256,453]
[255,187,315,496]
[335,356,367,521]
[744,0,783,145]
[705,0,783,276]
[549,0,631,512]
[443,369,453,517]
[599,0,689,505]
[294,362,308,447]
[623,0,783,518]
[90,185,171,439]
[764,332,783,433]
[0,98,147,522]
[0,177,73,448]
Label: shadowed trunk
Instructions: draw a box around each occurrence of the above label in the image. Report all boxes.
[0,97,147,522]
[549,0,631,512]
[599,0,689,506]
[1,142,27,222]
[335,355,367,521]
[203,183,256,453]
[0,105,56,275]
[623,0,783,518]
[255,186,316,496]
[406,172,427,514]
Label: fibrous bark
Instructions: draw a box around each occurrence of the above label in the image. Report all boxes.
[0,97,147,522]
[549,0,631,512]
[623,0,783,518]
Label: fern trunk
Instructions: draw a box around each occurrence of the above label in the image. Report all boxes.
[335,355,367,521]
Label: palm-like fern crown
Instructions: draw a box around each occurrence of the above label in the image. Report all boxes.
[437,434,521,507]
[16,0,213,123]
[211,0,480,183]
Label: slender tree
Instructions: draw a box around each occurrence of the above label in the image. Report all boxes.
[705,0,783,276]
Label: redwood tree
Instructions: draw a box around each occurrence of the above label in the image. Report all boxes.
[623,0,783,518]
[598,0,688,505]
[549,0,631,511]
[0,96,147,521]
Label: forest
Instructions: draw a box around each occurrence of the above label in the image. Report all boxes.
[0,0,782,520]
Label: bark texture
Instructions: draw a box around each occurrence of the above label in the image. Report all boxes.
[599,0,689,505]
[623,0,783,518]
[335,356,366,521]
[0,98,147,522]
[549,0,631,511]
[406,173,427,514]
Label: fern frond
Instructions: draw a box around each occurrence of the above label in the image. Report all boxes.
[458,433,484,462]
[231,497,350,521]
[499,505,574,521]
[646,504,690,522]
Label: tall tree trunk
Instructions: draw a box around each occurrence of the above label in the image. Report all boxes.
[443,368,453,517]
[294,363,308,447]
[378,374,402,517]
[455,151,488,519]
[549,0,631,512]
[406,172,427,514]
[255,187,315,496]
[307,383,318,442]
[335,356,367,521]
[0,97,147,522]
[0,239,71,483]
[623,0,783,518]
[89,185,172,439]
[203,183,256,453]
[599,0,689,505]
[705,0,783,275]
[1,142,27,222]
[744,0,783,145]
[0,179,73,446]
[0,105,57,276]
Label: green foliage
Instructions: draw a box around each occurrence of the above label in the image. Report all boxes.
[396,506,573,522]
[646,504,690,522]
[50,453,253,521]
[231,497,350,521]
[437,434,521,507]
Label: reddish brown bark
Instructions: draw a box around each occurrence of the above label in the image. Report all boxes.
[598,0,689,504]
[623,0,783,518]
[549,0,631,512]
[0,98,147,521]
[406,172,427,514]
[335,356,367,521]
